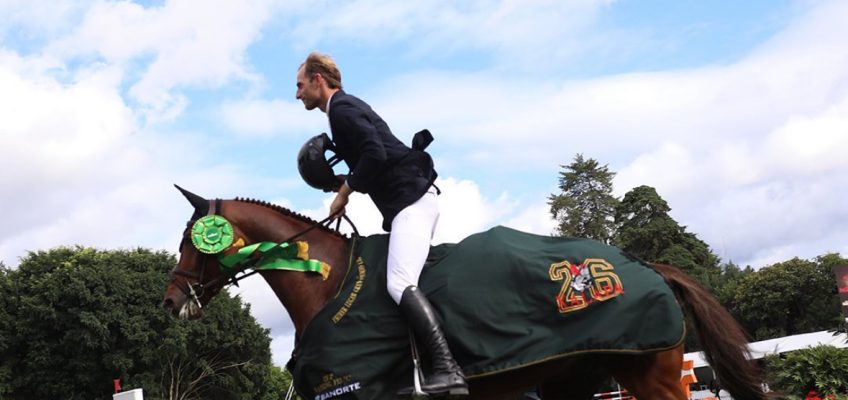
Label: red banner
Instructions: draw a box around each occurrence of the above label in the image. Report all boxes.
[833,264,848,329]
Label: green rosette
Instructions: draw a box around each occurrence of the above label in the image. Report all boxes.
[191,215,235,254]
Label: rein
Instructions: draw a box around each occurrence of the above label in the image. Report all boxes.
[170,199,359,305]
[209,212,358,288]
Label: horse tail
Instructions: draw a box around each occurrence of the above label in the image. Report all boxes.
[651,263,768,400]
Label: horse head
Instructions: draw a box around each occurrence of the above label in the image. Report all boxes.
[162,184,351,332]
[162,185,245,319]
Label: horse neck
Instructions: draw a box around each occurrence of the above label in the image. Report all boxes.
[226,201,351,334]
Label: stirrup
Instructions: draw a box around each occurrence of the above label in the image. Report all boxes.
[409,329,428,398]
[397,329,431,398]
[399,329,468,398]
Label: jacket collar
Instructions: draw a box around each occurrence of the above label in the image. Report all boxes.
[326,89,344,114]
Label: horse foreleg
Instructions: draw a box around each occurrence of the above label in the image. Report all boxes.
[611,346,688,400]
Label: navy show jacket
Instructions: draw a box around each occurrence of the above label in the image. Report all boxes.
[327,90,437,231]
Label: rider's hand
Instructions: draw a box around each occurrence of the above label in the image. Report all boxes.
[329,181,352,218]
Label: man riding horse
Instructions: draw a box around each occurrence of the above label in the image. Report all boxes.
[295,51,468,397]
[162,51,768,400]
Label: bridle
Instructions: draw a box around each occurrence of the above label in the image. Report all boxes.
[168,199,358,310]
[168,199,225,310]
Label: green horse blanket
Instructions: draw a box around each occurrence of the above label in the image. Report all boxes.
[288,226,684,399]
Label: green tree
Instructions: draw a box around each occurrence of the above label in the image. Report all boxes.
[0,247,285,400]
[0,262,12,398]
[711,261,756,317]
[734,256,842,340]
[268,366,303,400]
[764,345,848,398]
[613,185,720,282]
[816,253,848,271]
[548,154,618,243]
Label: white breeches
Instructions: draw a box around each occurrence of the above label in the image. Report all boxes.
[386,188,440,304]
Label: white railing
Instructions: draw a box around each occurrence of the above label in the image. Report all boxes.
[113,388,144,400]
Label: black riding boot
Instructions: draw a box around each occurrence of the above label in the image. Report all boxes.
[399,286,469,397]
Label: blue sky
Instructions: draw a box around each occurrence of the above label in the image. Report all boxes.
[3,0,847,366]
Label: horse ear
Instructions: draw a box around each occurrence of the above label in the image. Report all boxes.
[174,184,209,215]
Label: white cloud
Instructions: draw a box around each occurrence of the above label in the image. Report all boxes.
[501,196,559,236]
[0,59,133,240]
[343,0,847,173]
[0,0,85,41]
[0,54,270,267]
[353,0,848,267]
[3,0,848,369]
[229,274,295,341]
[0,0,289,263]
[219,99,328,137]
[764,98,848,176]
[286,0,613,69]
[613,142,696,196]
[431,177,517,243]
[270,332,298,367]
[294,176,520,243]
[42,0,277,121]
[609,85,848,266]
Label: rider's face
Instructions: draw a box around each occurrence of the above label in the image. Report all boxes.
[296,67,322,111]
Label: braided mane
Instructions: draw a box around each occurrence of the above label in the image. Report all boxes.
[233,197,349,240]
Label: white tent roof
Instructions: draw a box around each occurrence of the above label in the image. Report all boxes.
[684,330,848,369]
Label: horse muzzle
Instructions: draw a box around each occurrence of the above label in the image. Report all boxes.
[162,293,203,320]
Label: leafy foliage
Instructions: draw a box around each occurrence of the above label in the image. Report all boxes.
[734,256,843,340]
[546,156,843,342]
[545,155,847,390]
[613,185,720,282]
[0,247,287,400]
[0,262,12,398]
[269,365,302,400]
[710,262,756,318]
[765,345,848,398]
[548,154,618,243]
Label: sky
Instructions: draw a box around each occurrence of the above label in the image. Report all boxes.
[2,0,848,367]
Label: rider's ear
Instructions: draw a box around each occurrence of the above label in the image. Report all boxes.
[174,184,209,216]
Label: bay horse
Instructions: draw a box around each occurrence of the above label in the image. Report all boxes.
[162,187,767,400]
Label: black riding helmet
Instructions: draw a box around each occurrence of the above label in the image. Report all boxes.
[297,133,343,192]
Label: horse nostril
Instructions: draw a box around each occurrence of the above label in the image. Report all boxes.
[162,298,175,310]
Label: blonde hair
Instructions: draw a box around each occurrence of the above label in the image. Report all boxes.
[300,51,342,89]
